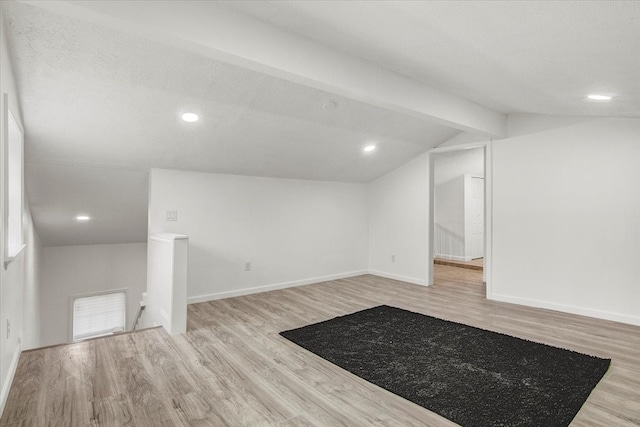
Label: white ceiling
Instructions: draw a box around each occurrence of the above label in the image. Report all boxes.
[3,1,639,246]
[27,163,149,246]
[222,0,640,117]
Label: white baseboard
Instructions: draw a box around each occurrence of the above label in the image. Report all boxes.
[490,293,640,326]
[187,270,368,304]
[368,270,427,286]
[434,254,472,262]
[0,342,21,418]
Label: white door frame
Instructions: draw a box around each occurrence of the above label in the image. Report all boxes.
[464,174,485,261]
[427,140,492,298]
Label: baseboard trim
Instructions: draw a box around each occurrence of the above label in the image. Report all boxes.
[490,293,640,326]
[187,270,369,304]
[0,342,21,418]
[368,270,427,286]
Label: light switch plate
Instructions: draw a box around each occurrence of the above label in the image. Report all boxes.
[166,210,178,221]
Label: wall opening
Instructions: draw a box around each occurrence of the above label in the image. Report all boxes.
[428,142,490,292]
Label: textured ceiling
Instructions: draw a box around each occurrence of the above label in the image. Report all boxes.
[223,0,640,117]
[4,0,639,246]
[3,2,459,246]
[8,2,456,178]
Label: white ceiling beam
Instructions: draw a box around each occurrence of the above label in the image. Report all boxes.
[26,0,507,137]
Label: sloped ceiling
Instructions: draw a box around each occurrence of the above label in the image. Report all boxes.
[2,1,639,246]
[223,0,640,117]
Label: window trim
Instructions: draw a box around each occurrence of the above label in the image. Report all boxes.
[69,288,129,342]
[3,93,25,268]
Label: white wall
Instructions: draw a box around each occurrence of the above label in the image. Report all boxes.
[149,169,369,302]
[0,10,43,414]
[0,8,40,413]
[491,117,640,325]
[434,147,484,185]
[0,208,40,413]
[369,154,429,285]
[368,115,640,326]
[21,207,42,350]
[40,243,147,347]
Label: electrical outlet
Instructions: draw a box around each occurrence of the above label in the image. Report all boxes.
[245,261,252,271]
[166,210,178,221]
[6,319,10,339]
[391,254,396,263]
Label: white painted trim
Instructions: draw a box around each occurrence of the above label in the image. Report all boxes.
[490,293,640,327]
[368,270,427,286]
[0,341,21,418]
[428,140,492,291]
[149,233,189,243]
[426,152,435,286]
[3,97,26,270]
[187,270,368,304]
[484,141,493,290]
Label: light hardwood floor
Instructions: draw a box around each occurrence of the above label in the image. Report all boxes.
[434,258,483,271]
[2,265,639,426]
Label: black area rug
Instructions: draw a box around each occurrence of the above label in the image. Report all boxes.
[280,305,610,427]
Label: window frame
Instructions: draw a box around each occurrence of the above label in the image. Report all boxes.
[3,93,25,267]
[69,288,129,342]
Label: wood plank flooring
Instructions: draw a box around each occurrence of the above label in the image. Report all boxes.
[434,257,483,271]
[2,265,640,426]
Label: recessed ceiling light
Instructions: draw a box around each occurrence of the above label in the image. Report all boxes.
[587,94,612,101]
[364,145,376,152]
[76,215,90,221]
[181,112,199,122]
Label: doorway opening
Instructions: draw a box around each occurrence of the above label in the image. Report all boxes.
[428,142,490,293]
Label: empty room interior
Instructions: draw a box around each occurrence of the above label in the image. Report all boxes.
[0,1,639,426]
